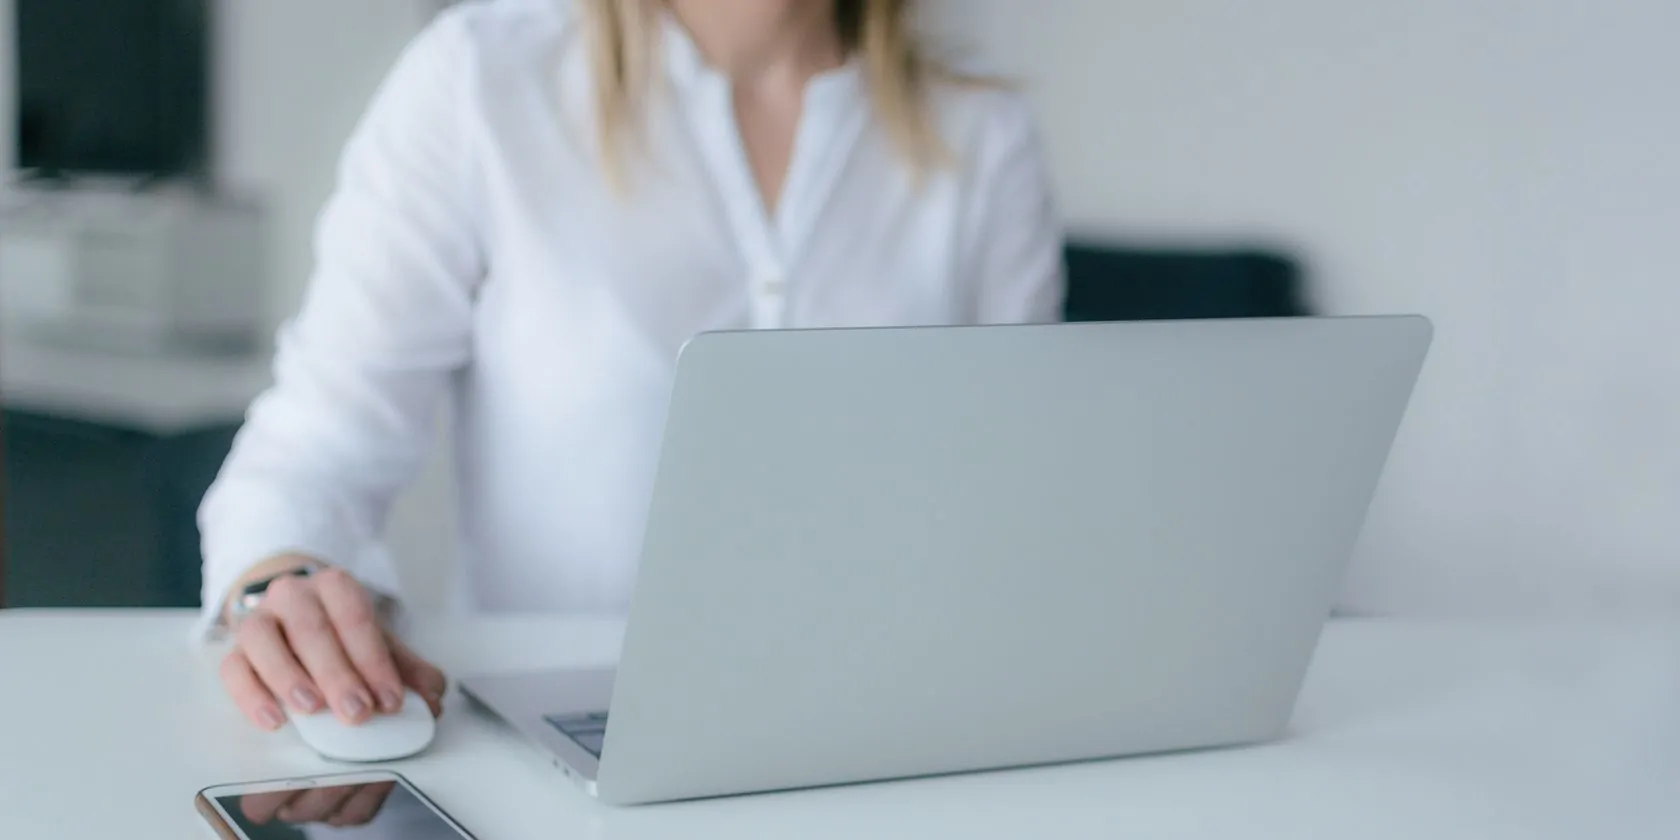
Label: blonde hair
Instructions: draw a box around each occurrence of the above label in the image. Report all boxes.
[581,0,972,187]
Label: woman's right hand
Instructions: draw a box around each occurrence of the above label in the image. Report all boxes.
[219,559,448,730]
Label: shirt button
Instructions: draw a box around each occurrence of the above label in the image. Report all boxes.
[756,270,786,298]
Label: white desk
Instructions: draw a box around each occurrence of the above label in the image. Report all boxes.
[2,611,1676,839]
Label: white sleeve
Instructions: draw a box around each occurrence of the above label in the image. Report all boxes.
[964,95,1067,325]
[195,14,484,640]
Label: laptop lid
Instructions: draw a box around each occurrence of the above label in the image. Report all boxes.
[597,316,1432,804]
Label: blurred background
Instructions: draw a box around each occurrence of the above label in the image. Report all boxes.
[1,0,1675,618]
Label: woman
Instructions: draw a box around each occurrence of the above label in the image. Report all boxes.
[203,0,1064,734]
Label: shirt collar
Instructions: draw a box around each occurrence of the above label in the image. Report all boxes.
[659,14,862,105]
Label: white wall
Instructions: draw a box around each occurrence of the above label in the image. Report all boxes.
[944,0,1680,616]
[213,0,430,323]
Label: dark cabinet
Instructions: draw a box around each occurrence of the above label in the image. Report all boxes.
[1,409,237,607]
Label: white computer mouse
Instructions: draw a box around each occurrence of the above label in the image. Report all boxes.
[286,689,437,762]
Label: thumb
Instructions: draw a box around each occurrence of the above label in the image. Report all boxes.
[386,632,448,717]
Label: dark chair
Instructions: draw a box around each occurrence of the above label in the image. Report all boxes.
[1062,240,1310,323]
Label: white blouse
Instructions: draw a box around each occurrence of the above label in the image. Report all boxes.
[196,0,1065,636]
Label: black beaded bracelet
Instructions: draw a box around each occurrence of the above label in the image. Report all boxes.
[229,564,320,620]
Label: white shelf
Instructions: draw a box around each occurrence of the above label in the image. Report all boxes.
[0,337,271,434]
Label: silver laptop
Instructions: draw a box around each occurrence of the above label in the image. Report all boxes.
[461,316,1433,805]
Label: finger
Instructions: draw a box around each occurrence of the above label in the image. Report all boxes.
[235,611,324,714]
[278,783,358,824]
[265,578,374,724]
[219,649,286,731]
[313,569,405,714]
[327,782,396,828]
[389,633,449,717]
[240,791,301,825]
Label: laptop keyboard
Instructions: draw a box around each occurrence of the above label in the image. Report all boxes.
[544,711,609,758]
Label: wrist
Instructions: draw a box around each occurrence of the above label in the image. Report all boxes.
[221,555,328,625]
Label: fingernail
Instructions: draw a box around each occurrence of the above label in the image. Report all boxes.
[292,686,322,712]
[258,706,285,730]
[380,689,403,712]
[344,692,369,719]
